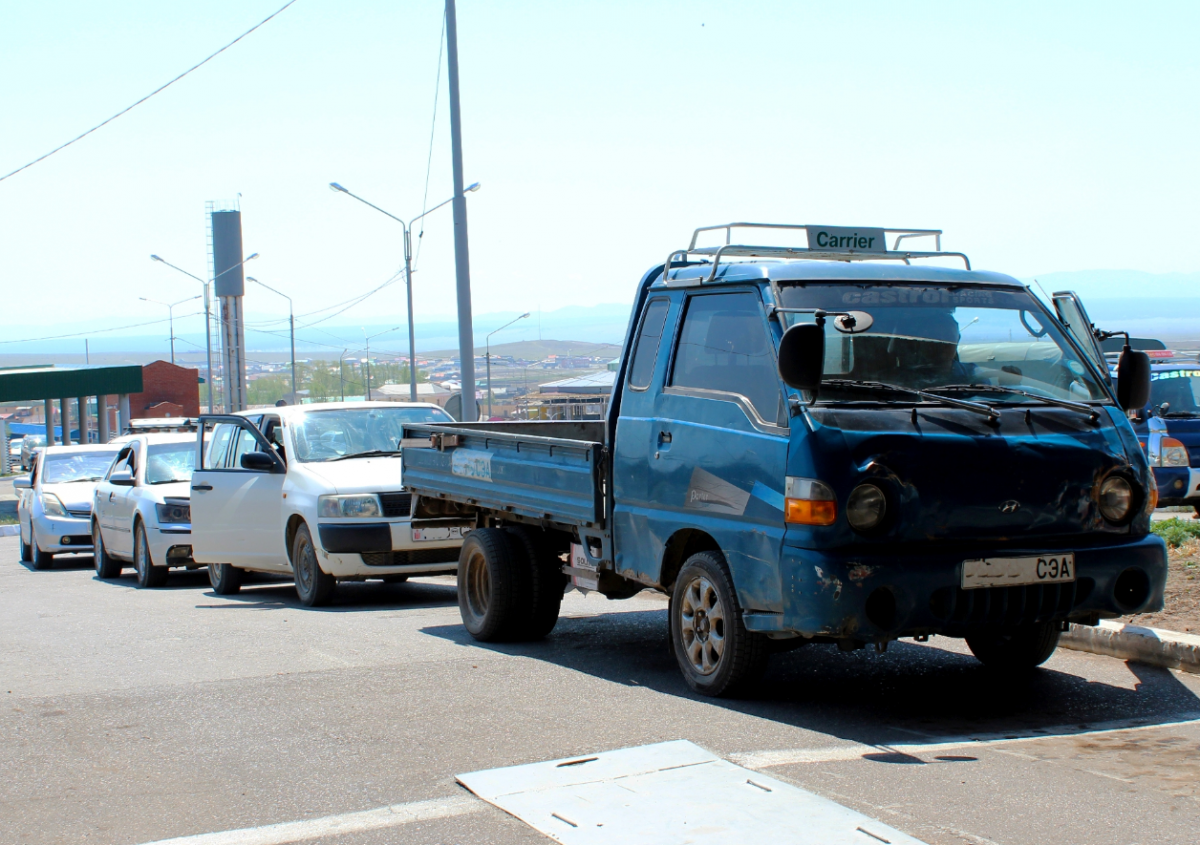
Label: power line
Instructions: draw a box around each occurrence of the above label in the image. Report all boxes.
[0,312,202,346]
[414,10,447,270]
[0,0,300,184]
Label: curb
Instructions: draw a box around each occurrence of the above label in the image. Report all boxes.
[1061,620,1200,674]
[0,524,19,537]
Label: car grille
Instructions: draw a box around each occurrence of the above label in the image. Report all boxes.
[929,578,1095,627]
[379,492,412,518]
[67,508,91,519]
[360,549,459,567]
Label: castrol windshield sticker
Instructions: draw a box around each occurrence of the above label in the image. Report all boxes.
[451,449,493,482]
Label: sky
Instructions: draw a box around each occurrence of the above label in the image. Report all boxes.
[1,0,1198,360]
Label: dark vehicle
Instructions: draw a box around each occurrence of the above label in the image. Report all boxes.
[402,223,1166,696]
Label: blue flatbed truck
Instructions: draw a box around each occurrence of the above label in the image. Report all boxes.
[401,223,1168,696]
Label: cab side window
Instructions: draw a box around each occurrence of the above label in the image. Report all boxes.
[670,292,784,424]
[228,428,259,469]
[628,299,670,390]
[206,424,235,469]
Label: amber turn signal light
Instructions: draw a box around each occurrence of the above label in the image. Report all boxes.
[786,498,837,525]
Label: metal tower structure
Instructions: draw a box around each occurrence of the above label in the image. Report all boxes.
[206,200,248,412]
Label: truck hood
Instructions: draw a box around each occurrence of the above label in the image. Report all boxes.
[798,404,1150,545]
[299,456,405,494]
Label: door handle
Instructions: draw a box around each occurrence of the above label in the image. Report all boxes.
[191,484,214,491]
[657,431,672,445]
[108,492,114,501]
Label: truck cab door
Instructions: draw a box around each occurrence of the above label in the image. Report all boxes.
[1053,291,1109,378]
[190,416,289,572]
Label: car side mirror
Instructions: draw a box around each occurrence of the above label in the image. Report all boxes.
[109,470,135,487]
[1116,346,1151,412]
[777,322,826,392]
[12,475,31,490]
[241,451,282,472]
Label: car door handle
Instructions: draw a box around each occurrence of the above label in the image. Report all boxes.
[658,431,672,444]
[108,492,114,501]
[191,484,213,491]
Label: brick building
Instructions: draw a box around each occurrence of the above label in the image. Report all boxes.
[124,360,201,418]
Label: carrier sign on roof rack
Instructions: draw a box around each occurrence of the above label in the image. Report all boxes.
[808,226,887,253]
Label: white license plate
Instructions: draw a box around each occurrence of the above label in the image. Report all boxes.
[961,554,1075,589]
[412,526,469,542]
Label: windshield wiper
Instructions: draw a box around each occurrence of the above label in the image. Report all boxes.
[327,449,402,462]
[822,379,999,420]
[60,476,105,483]
[930,384,1099,421]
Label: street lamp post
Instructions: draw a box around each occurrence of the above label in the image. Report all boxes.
[139,295,201,365]
[363,327,402,401]
[150,252,259,413]
[486,313,530,419]
[246,276,296,404]
[329,181,480,403]
[339,349,348,401]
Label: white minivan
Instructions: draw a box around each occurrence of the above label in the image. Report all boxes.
[189,402,468,606]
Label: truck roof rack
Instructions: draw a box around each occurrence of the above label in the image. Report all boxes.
[666,223,971,284]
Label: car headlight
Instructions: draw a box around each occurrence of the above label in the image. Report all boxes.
[1098,475,1135,524]
[846,483,888,533]
[1160,438,1189,468]
[784,477,837,526]
[155,502,191,524]
[318,494,383,519]
[41,493,67,517]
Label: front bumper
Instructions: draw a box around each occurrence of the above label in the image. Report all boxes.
[315,520,465,578]
[1153,466,1200,507]
[744,534,1168,642]
[149,524,193,568]
[31,514,92,552]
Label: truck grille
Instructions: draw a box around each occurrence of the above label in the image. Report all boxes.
[379,492,412,518]
[929,578,1095,627]
[360,549,459,567]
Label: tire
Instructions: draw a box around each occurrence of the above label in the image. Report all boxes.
[133,522,168,588]
[92,521,122,579]
[966,623,1061,671]
[30,526,54,571]
[208,562,243,595]
[505,526,567,640]
[20,529,32,563]
[670,551,769,697]
[380,575,409,584]
[292,523,335,607]
[457,528,531,642]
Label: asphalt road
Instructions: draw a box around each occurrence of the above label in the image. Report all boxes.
[3,535,1200,845]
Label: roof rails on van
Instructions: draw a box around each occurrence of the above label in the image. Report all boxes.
[665,223,971,284]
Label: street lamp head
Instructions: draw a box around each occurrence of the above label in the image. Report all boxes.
[246,276,257,283]
[150,254,162,262]
[329,182,348,193]
[245,253,260,262]
[466,182,481,193]
[139,297,149,302]
[520,312,531,319]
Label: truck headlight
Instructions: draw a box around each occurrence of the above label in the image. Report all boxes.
[41,493,67,517]
[319,494,383,518]
[155,502,191,524]
[1160,438,1189,467]
[846,483,887,532]
[784,477,837,526]
[1098,475,1135,524]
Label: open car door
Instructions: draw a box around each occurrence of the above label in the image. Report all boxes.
[1052,291,1109,379]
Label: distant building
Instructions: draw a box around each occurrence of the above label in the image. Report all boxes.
[126,360,201,419]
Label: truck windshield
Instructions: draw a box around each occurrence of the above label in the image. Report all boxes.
[1149,368,1200,417]
[778,284,1109,403]
[290,406,455,462]
[43,451,120,484]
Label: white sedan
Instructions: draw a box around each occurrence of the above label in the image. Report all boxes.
[91,432,198,588]
[190,402,469,606]
[16,444,122,569]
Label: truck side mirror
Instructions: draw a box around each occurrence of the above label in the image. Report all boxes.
[777,323,825,392]
[241,451,283,473]
[1116,346,1151,412]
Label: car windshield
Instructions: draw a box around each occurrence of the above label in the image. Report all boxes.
[779,284,1109,403]
[145,442,196,484]
[290,406,454,462]
[43,451,120,484]
[1148,368,1200,417]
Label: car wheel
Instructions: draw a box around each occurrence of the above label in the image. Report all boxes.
[505,526,567,640]
[92,521,122,579]
[292,523,335,607]
[457,528,532,642]
[133,522,168,588]
[208,562,243,595]
[30,526,54,571]
[670,551,769,697]
[966,622,1061,671]
[20,529,32,563]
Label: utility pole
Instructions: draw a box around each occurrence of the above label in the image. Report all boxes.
[446,0,477,421]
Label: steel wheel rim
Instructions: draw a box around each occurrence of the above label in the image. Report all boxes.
[679,575,726,676]
[464,549,490,623]
[296,537,315,593]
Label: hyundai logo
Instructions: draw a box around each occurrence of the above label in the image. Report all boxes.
[1000,500,1021,514]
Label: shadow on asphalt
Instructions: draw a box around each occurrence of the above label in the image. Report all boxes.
[421,607,1200,750]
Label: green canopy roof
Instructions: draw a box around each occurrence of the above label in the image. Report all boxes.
[0,365,143,403]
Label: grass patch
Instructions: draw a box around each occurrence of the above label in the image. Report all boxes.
[1152,518,1200,548]
[0,514,17,526]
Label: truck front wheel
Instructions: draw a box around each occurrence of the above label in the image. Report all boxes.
[966,622,1061,671]
[670,551,769,697]
[292,523,336,607]
[458,528,530,642]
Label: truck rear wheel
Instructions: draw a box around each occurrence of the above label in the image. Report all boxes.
[966,622,1061,671]
[670,551,769,697]
[505,526,568,640]
[458,528,531,642]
